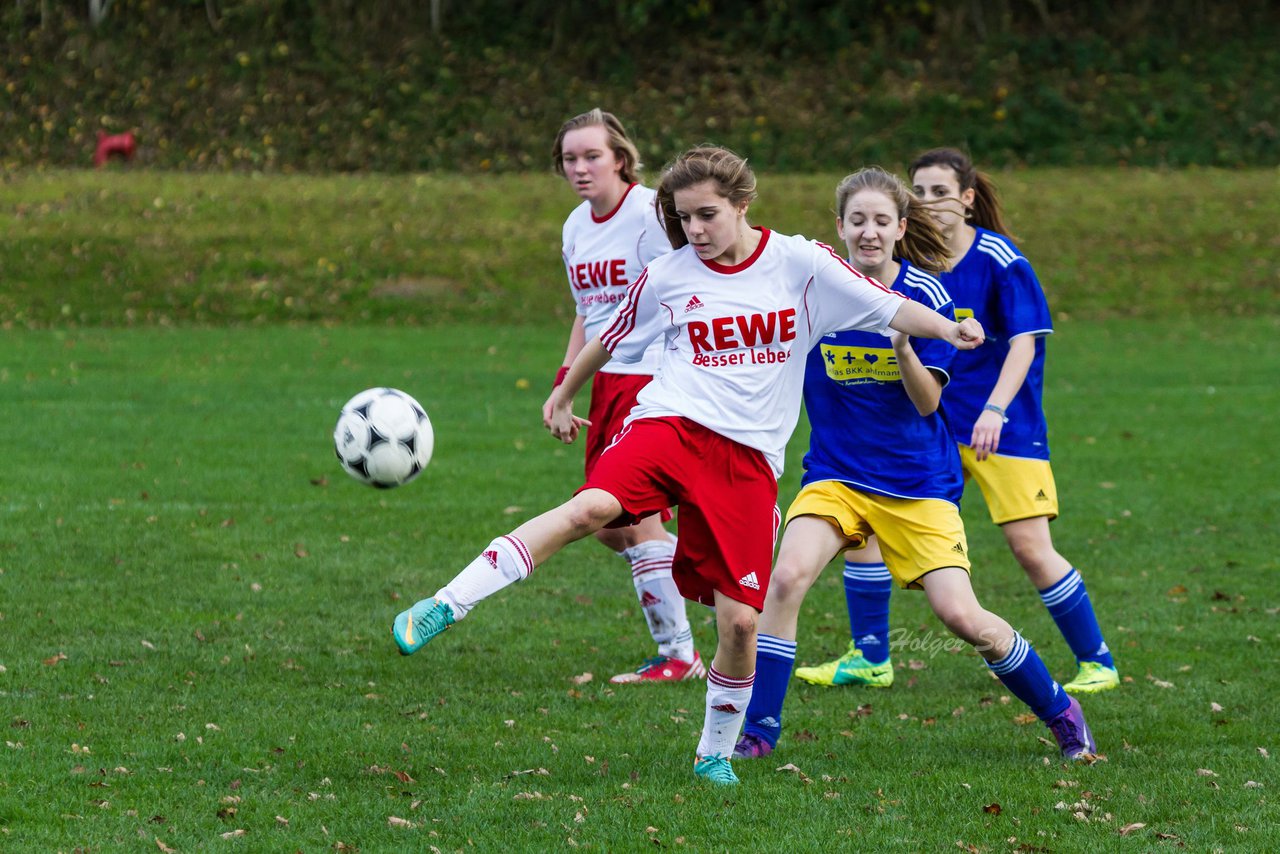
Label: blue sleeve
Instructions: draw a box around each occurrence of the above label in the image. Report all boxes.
[914,297,958,382]
[998,259,1053,339]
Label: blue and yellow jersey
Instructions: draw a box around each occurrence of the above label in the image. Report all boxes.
[800,261,964,504]
[941,228,1053,461]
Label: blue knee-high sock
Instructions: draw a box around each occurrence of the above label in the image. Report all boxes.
[844,561,892,665]
[986,632,1070,721]
[743,634,796,748]
[1039,568,1114,668]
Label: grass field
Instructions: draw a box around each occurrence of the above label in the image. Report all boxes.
[1,170,1277,851]
[1,316,1276,852]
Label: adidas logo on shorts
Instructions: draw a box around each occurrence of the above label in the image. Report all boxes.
[951,542,965,554]
[737,571,760,590]
[684,295,705,313]
[1035,489,1048,501]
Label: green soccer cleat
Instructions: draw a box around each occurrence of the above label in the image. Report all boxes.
[392,597,455,656]
[794,641,894,688]
[1063,660,1120,695]
[693,754,739,786]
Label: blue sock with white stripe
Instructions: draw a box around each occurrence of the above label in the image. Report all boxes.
[844,561,892,665]
[743,633,796,748]
[1039,568,1114,668]
[985,632,1070,721]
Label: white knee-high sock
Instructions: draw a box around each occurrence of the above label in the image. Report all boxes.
[623,539,694,661]
[434,535,534,620]
[696,666,755,759]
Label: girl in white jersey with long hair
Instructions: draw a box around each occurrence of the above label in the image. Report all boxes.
[546,109,703,685]
[392,146,984,786]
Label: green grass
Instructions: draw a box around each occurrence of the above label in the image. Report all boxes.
[1,316,1277,852]
[3,168,1278,329]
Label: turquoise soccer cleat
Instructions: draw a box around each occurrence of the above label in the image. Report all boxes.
[693,754,740,786]
[392,597,455,656]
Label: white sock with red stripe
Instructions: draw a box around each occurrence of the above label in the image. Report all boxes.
[622,539,694,662]
[434,535,534,620]
[696,666,755,759]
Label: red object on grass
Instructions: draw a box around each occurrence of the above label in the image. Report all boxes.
[93,131,136,167]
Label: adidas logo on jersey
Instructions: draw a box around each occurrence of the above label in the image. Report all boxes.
[483,549,499,569]
[1034,489,1049,501]
[684,295,705,313]
[951,542,966,554]
[737,571,760,590]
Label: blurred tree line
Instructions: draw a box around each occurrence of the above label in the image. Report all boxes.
[4,0,1277,171]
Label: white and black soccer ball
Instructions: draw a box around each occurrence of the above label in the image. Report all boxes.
[333,387,434,488]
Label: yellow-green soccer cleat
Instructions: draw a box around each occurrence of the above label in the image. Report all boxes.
[693,754,739,786]
[1063,660,1120,695]
[392,597,455,656]
[794,641,894,688]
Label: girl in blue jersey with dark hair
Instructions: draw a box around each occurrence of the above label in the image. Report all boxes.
[908,148,1118,695]
[733,167,1096,762]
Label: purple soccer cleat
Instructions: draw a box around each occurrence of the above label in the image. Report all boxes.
[1045,695,1096,760]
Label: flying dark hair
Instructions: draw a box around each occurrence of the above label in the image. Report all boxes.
[908,147,1015,239]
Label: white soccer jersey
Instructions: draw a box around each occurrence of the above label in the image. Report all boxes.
[562,183,671,375]
[600,228,906,476]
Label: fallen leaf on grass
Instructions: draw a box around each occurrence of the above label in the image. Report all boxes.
[220,829,246,839]
[388,816,415,828]
[982,802,1002,815]
[570,672,593,685]
[43,653,68,666]
[1210,702,1223,712]
[155,840,176,854]
[775,763,812,784]
[1012,713,1038,726]
[1244,780,1263,788]
[1196,768,1218,777]
[1259,747,1270,759]
[1118,822,1145,835]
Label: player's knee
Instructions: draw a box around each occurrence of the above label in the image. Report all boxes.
[934,604,980,644]
[564,495,618,536]
[722,611,757,652]
[768,557,816,605]
[593,526,630,551]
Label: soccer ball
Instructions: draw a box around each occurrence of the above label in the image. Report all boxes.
[333,388,434,488]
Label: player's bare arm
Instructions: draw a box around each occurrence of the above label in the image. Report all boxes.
[887,300,985,349]
[548,337,612,443]
[543,315,590,427]
[891,332,945,416]
[972,332,1036,460]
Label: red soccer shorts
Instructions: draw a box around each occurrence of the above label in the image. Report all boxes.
[579,416,779,610]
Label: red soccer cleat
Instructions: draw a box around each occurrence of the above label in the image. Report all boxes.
[609,651,706,684]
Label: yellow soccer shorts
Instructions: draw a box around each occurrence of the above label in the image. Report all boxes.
[785,481,970,590]
[958,445,1060,525]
